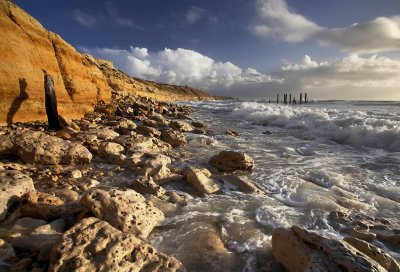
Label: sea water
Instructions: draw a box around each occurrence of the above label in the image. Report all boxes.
[149,100,400,271]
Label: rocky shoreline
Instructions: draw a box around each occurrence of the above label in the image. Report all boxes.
[0,90,399,271]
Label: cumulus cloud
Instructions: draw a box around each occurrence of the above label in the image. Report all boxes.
[252,0,400,53]
[72,9,97,28]
[89,46,278,89]
[252,0,321,42]
[319,17,400,53]
[278,54,400,99]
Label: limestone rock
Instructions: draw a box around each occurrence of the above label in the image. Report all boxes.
[0,0,110,124]
[225,129,240,137]
[344,237,400,272]
[80,187,164,238]
[184,167,220,195]
[0,170,34,221]
[272,225,387,272]
[191,121,206,128]
[142,119,158,128]
[136,125,161,138]
[222,175,264,195]
[0,239,15,261]
[0,130,92,164]
[209,151,254,172]
[130,176,166,198]
[11,217,47,231]
[49,217,185,271]
[161,130,187,147]
[169,120,193,132]
[98,141,124,161]
[20,191,64,221]
[85,128,119,140]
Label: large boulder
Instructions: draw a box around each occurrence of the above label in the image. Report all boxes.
[49,217,185,271]
[0,170,34,221]
[0,130,92,164]
[0,0,110,124]
[209,151,254,172]
[184,167,220,195]
[80,187,164,238]
[272,225,388,272]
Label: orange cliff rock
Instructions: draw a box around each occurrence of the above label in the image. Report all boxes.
[0,0,219,125]
[0,0,111,124]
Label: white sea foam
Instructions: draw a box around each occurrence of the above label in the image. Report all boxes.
[230,102,400,151]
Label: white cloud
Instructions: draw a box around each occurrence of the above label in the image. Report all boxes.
[186,6,207,24]
[89,46,278,89]
[319,16,400,53]
[252,0,321,42]
[278,54,400,99]
[252,0,400,53]
[72,9,97,28]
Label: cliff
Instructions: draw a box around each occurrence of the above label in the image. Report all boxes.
[0,0,217,125]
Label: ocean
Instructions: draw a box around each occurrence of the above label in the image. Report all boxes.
[149,99,400,271]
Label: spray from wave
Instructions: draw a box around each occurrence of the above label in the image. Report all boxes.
[230,101,400,151]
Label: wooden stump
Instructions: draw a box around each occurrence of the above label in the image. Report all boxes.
[44,74,61,130]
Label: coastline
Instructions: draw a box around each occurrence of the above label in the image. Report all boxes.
[0,90,399,271]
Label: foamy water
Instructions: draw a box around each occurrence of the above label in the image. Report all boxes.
[149,100,400,271]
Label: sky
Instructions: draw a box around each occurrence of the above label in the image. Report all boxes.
[14,0,400,100]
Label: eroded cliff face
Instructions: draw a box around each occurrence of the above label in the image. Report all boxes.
[0,0,217,125]
[0,0,111,124]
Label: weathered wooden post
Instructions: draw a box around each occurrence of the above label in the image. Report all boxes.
[277,94,279,104]
[44,74,61,130]
[289,94,292,105]
[300,93,303,104]
[305,93,308,103]
[293,97,296,105]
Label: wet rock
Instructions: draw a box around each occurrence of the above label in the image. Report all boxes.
[272,225,387,272]
[225,129,240,137]
[130,176,166,197]
[192,128,206,135]
[136,125,161,138]
[209,151,254,172]
[117,134,171,153]
[98,141,124,161]
[191,121,206,128]
[0,170,35,221]
[0,130,92,165]
[222,175,264,195]
[161,130,187,147]
[344,237,400,272]
[0,239,15,262]
[146,195,179,217]
[49,217,185,271]
[80,187,164,238]
[169,120,193,132]
[20,192,64,221]
[184,167,220,195]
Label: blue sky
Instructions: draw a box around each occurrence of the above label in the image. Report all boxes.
[15,0,400,100]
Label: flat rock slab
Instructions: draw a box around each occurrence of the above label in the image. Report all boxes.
[272,225,388,272]
[0,170,34,221]
[222,175,264,195]
[49,217,185,272]
[80,187,164,238]
[0,130,92,165]
[184,167,220,195]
